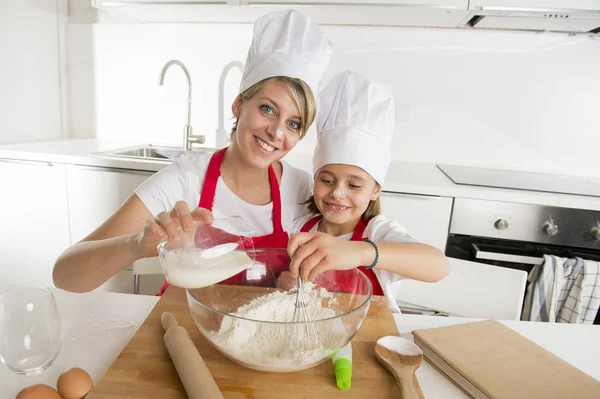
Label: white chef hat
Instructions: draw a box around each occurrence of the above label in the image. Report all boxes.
[313,70,395,186]
[239,9,333,98]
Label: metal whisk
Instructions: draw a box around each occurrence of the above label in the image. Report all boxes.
[290,276,320,353]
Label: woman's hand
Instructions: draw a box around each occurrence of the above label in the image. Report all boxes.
[155,201,214,239]
[135,201,214,258]
[287,232,376,282]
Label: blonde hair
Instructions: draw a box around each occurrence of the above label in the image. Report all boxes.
[230,76,316,140]
[302,194,381,222]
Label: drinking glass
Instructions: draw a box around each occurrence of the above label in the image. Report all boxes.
[0,286,62,375]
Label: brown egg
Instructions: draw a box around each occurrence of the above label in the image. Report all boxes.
[16,384,61,399]
[56,367,94,399]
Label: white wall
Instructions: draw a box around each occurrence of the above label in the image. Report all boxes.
[0,0,67,144]
[66,9,600,176]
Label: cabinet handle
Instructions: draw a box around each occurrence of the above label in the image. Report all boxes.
[0,158,53,167]
[70,164,155,175]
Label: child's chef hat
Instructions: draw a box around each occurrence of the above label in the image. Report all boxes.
[239,9,333,98]
[313,70,395,186]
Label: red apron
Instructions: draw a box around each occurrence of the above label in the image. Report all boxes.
[157,148,290,295]
[299,215,384,296]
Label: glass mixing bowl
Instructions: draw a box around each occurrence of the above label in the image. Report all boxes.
[186,248,373,373]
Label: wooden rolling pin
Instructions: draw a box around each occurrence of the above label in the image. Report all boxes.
[161,312,224,399]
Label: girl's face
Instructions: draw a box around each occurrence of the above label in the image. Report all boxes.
[231,79,303,170]
[313,164,382,228]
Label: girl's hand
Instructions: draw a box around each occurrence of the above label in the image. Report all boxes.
[135,201,214,258]
[275,271,297,290]
[287,232,376,282]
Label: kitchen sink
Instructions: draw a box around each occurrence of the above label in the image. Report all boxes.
[114,147,171,159]
[91,144,217,163]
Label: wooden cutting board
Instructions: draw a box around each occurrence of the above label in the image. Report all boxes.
[412,319,600,399]
[87,285,404,398]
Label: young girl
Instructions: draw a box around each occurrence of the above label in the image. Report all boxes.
[286,70,449,312]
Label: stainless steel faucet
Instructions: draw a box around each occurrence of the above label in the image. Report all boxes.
[216,60,244,149]
[159,60,205,151]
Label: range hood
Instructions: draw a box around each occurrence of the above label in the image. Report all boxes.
[91,0,600,33]
[459,1,600,33]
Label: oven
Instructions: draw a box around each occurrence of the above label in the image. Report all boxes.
[444,198,600,324]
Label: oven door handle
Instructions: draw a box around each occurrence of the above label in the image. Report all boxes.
[472,244,544,265]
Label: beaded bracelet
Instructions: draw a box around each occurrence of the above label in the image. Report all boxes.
[363,239,379,269]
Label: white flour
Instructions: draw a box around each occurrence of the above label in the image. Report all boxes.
[378,336,423,356]
[208,283,348,371]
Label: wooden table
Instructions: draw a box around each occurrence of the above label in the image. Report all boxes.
[87,285,405,398]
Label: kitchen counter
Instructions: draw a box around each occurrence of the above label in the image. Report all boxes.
[0,138,171,173]
[1,284,598,398]
[0,285,159,398]
[2,138,600,211]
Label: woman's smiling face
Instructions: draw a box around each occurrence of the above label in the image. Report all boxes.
[231,79,303,170]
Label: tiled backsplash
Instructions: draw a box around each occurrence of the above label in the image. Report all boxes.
[66,15,600,176]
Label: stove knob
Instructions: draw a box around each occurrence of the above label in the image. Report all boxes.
[591,227,600,241]
[543,221,559,237]
[494,219,509,230]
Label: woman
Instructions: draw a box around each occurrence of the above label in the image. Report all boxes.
[280,71,449,312]
[52,9,333,293]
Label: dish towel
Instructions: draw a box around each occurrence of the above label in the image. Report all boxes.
[521,255,600,324]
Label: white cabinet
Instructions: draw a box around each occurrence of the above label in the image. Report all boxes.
[379,192,452,251]
[91,0,470,27]
[0,159,70,288]
[65,164,153,243]
[65,164,154,294]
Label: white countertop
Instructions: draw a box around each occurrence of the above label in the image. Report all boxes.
[1,285,598,398]
[2,138,600,211]
[0,138,172,173]
[0,286,159,398]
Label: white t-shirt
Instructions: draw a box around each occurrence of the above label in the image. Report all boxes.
[292,214,418,313]
[135,152,312,236]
